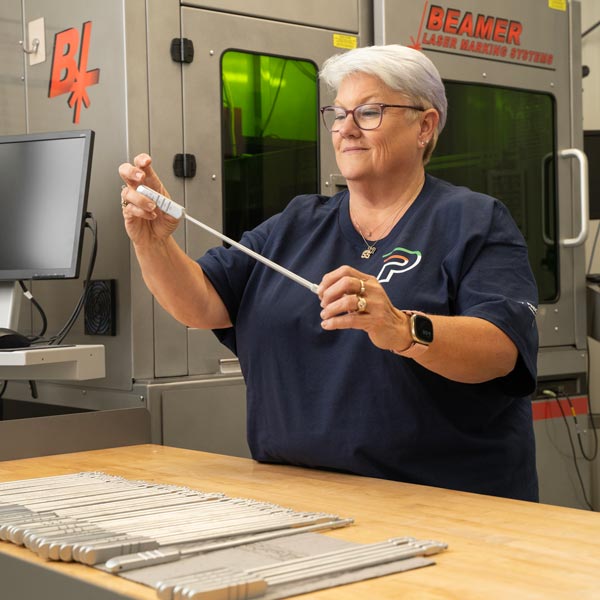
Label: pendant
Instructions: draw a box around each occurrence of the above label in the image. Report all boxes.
[361,246,376,259]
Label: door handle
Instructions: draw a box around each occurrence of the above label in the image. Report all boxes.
[560,148,589,247]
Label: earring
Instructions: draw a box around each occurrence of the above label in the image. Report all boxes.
[419,139,427,147]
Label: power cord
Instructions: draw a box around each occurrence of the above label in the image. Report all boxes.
[50,213,98,345]
[541,389,596,511]
[18,280,48,340]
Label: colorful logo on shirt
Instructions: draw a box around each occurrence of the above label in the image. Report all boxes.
[376,247,422,283]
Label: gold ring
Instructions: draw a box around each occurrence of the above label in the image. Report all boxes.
[358,279,366,295]
[121,199,129,208]
[357,296,367,313]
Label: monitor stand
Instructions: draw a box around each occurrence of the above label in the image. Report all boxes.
[0,282,22,330]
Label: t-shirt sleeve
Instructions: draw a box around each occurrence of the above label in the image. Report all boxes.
[196,215,278,353]
[453,200,539,396]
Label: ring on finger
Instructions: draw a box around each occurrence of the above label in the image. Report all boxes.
[121,185,129,208]
[358,278,366,295]
[357,296,367,313]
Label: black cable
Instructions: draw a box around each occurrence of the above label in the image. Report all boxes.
[0,380,6,421]
[583,20,600,38]
[18,280,48,339]
[259,60,288,137]
[579,347,598,462]
[541,389,594,511]
[48,213,98,345]
[565,394,598,462]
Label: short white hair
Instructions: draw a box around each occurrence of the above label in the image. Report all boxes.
[320,45,447,163]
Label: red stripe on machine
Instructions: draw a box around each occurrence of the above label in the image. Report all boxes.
[532,396,589,421]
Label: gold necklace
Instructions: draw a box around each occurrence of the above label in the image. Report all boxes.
[352,209,402,259]
[351,177,425,259]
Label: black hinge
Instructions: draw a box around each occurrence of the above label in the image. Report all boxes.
[173,154,197,178]
[170,38,194,63]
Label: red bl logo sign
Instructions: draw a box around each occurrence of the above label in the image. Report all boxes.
[49,21,100,124]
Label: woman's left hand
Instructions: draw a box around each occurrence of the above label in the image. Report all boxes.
[317,265,411,352]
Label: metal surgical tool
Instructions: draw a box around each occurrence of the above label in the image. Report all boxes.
[136,185,320,295]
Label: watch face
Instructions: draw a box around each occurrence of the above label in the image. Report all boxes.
[413,314,434,344]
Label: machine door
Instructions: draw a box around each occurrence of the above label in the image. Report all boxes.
[375,0,584,350]
[179,8,360,374]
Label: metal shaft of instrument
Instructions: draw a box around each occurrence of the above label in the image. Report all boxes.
[262,542,447,587]
[183,213,319,295]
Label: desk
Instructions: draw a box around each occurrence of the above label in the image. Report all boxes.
[0,344,105,380]
[0,444,599,599]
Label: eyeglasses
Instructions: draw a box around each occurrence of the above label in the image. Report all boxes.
[320,103,425,132]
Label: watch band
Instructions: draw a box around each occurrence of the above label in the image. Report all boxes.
[391,311,431,358]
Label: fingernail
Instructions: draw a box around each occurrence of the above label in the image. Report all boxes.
[135,171,143,180]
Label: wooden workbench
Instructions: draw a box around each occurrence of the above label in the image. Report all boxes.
[0,444,599,599]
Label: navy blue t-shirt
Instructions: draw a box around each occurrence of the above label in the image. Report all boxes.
[198,175,539,501]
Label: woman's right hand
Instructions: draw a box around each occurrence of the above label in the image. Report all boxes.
[118,153,181,247]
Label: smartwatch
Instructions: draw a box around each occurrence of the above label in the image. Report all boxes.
[392,311,434,358]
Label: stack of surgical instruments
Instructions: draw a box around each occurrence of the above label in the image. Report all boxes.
[0,472,447,599]
[0,472,350,566]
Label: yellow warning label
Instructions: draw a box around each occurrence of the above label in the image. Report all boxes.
[548,0,566,10]
[333,34,358,50]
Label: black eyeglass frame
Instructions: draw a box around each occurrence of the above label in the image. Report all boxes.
[320,102,425,132]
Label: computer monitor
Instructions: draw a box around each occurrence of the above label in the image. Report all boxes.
[584,130,600,220]
[0,130,94,329]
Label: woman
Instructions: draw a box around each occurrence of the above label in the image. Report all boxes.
[119,45,539,501]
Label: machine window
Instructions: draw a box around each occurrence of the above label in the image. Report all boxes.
[428,82,558,303]
[221,51,319,243]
